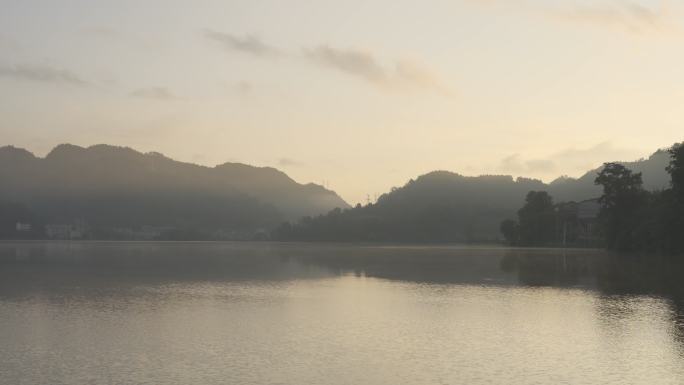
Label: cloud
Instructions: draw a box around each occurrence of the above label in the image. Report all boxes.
[499,154,557,174]
[130,87,178,100]
[499,154,524,173]
[204,30,280,57]
[525,158,557,173]
[305,45,452,94]
[548,1,667,33]
[204,32,451,95]
[394,60,454,95]
[552,141,638,166]
[498,142,641,178]
[235,81,253,96]
[465,0,670,34]
[0,63,87,85]
[305,45,388,84]
[278,157,302,167]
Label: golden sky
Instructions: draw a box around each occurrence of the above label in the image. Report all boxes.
[1,0,682,204]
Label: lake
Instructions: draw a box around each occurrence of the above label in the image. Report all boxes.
[1,242,683,385]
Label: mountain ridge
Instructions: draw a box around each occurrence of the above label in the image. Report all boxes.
[0,144,349,238]
[276,146,674,242]
[0,143,676,241]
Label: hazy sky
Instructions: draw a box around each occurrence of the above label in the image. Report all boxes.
[1,0,683,204]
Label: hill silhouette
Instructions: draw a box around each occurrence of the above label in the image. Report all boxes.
[0,144,674,241]
[548,149,671,202]
[276,148,672,242]
[0,144,348,239]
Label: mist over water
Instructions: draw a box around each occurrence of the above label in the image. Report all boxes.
[1,242,683,385]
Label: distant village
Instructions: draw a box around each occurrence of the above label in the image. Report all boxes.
[13,220,155,240]
[6,200,597,244]
[9,220,270,241]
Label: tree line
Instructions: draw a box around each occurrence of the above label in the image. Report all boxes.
[501,143,684,255]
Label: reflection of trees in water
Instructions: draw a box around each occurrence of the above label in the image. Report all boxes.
[595,257,684,301]
[0,242,334,302]
[672,299,684,348]
[3,242,684,341]
[499,249,595,288]
[500,249,684,297]
[501,249,684,348]
[288,246,519,285]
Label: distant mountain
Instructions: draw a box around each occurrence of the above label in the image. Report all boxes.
[0,144,348,238]
[277,147,674,242]
[548,149,671,202]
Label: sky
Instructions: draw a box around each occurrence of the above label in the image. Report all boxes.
[1,0,683,205]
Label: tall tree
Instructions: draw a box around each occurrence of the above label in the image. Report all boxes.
[594,163,647,251]
[664,143,684,253]
[517,191,556,246]
[667,143,684,195]
[499,219,519,246]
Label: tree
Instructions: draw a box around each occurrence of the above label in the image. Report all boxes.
[664,143,684,253]
[594,163,647,251]
[499,219,519,245]
[667,143,684,196]
[517,191,556,246]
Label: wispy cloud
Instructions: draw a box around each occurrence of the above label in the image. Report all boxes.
[552,141,638,165]
[130,87,178,100]
[0,63,87,85]
[394,60,453,95]
[548,1,667,33]
[204,31,452,95]
[235,81,253,96]
[305,45,452,95]
[278,157,302,167]
[465,0,670,35]
[204,30,280,57]
[305,45,387,84]
[498,142,641,177]
[499,153,556,174]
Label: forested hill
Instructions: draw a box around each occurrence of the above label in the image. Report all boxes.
[0,144,349,236]
[276,148,672,242]
[548,149,671,202]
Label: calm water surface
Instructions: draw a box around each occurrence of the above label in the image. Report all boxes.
[1,242,683,385]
